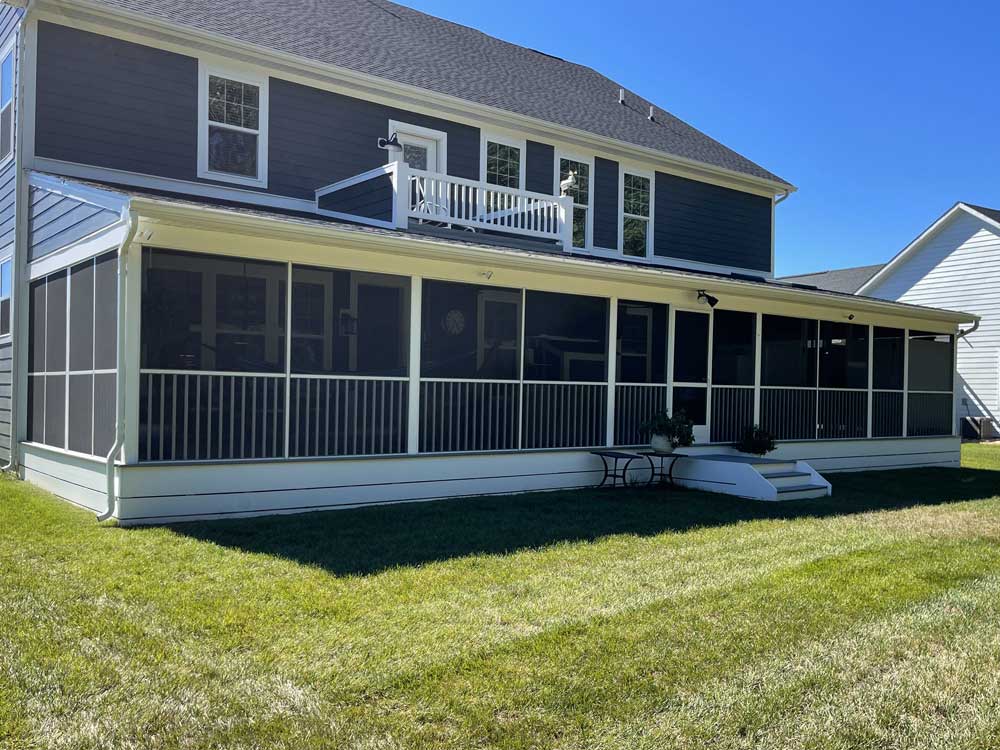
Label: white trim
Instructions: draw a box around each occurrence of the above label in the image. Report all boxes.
[28,170,130,212]
[30,1,792,199]
[479,130,526,190]
[618,163,655,259]
[26,221,127,279]
[554,150,594,251]
[387,119,447,173]
[197,59,269,189]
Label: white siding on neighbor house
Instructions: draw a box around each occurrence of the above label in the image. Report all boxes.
[867,210,1000,432]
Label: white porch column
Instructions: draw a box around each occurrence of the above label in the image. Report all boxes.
[866,324,874,438]
[121,241,143,464]
[407,276,422,454]
[753,312,762,426]
[282,262,293,459]
[605,297,617,446]
[902,328,909,437]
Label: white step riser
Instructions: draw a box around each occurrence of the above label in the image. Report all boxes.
[769,474,814,489]
[754,462,799,476]
[775,488,829,501]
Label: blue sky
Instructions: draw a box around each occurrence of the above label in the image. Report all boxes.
[406,0,1000,276]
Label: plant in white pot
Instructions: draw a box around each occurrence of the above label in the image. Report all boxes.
[734,425,777,457]
[640,410,695,454]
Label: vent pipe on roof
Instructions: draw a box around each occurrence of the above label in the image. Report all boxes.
[619,88,625,105]
[648,105,655,121]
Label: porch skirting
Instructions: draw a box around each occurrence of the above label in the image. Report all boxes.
[20,436,961,525]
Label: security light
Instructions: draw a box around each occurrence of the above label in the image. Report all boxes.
[377,132,403,153]
[697,290,719,308]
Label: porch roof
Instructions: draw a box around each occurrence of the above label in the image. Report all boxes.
[37,172,978,328]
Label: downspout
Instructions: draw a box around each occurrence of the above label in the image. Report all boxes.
[957,319,979,340]
[774,189,791,206]
[97,210,137,522]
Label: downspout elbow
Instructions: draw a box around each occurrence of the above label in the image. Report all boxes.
[97,211,138,522]
[957,318,980,340]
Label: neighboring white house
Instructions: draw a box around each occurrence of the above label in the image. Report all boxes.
[783,202,1000,437]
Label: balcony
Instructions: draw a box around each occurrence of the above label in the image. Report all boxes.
[316,162,574,248]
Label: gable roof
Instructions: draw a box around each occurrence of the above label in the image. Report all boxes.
[778,264,885,294]
[857,201,1000,294]
[79,0,791,188]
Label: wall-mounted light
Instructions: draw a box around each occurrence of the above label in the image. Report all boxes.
[846,314,856,321]
[479,270,494,280]
[377,132,403,154]
[697,290,719,308]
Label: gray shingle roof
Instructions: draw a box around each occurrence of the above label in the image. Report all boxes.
[85,0,790,187]
[778,264,885,294]
[964,203,1000,225]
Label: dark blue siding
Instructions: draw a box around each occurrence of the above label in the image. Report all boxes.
[317,173,393,223]
[35,23,481,202]
[593,157,619,250]
[525,141,554,195]
[268,78,479,199]
[27,186,120,261]
[0,158,15,251]
[36,22,199,181]
[654,172,772,272]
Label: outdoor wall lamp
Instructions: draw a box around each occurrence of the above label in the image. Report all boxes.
[377,132,403,153]
[697,290,719,308]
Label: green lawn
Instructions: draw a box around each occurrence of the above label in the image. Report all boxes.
[3,445,1000,749]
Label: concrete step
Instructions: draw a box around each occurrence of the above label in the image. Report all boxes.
[775,483,829,500]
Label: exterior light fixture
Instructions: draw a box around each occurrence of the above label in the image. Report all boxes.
[377,132,403,153]
[697,290,719,308]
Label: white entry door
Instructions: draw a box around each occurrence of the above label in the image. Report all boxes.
[398,133,437,172]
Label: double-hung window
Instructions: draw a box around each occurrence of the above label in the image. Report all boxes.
[621,170,652,257]
[198,63,268,187]
[1,44,14,164]
[558,157,591,248]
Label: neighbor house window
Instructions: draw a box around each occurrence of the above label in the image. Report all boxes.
[0,259,11,335]
[484,139,522,189]
[621,171,652,257]
[198,64,268,187]
[558,157,591,248]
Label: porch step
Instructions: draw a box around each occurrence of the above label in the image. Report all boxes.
[775,483,830,500]
[764,470,815,488]
[752,461,799,476]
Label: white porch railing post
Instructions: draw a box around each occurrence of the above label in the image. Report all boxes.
[559,196,574,250]
[606,297,618,446]
[122,241,143,465]
[393,161,410,230]
[866,324,874,438]
[407,276,422,454]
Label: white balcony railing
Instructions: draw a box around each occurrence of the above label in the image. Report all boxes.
[317,162,574,247]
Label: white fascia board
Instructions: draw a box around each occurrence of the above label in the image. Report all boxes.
[125,194,976,327]
[28,170,131,213]
[857,203,980,295]
[36,0,794,199]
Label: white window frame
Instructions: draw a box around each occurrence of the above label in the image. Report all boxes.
[479,131,526,190]
[554,151,594,251]
[197,60,269,189]
[618,165,655,258]
[0,37,16,169]
[387,120,448,173]
[0,256,11,337]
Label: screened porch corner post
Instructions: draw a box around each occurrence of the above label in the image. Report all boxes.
[902,328,910,438]
[752,312,763,427]
[605,296,617,447]
[122,240,144,465]
[407,275,421,454]
[866,324,874,438]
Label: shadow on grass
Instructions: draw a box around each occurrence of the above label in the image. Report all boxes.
[153,466,1000,577]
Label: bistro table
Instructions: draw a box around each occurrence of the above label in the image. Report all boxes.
[638,450,683,487]
[589,450,646,488]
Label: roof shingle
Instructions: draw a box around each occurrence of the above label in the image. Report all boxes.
[778,264,885,295]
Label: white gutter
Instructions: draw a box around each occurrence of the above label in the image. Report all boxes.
[774,189,791,205]
[97,209,137,522]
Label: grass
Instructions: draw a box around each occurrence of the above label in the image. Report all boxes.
[2,445,1000,749]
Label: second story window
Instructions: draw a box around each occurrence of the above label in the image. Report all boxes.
[484,139,522,189]
[198,63,268,188]
[622,171,652,257]
[559,157,591,248]
[1,258,11,336]
[0,46,14,164]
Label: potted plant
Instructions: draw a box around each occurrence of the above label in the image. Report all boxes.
[640,410,695,453]
[734,425,777,457]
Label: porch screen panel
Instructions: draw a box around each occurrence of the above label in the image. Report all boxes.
[614,300,668,445]
[289,265,410,457]
[907,331,954,436]
[818,321,868,438]
[760,315,818,440]
[872,327,905,437]
[711,310,755,443]
[420,280,520,452]
[26,252,119,456]
[673,310,709,427]
[140,248,287,461]
[523,291,607,448]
